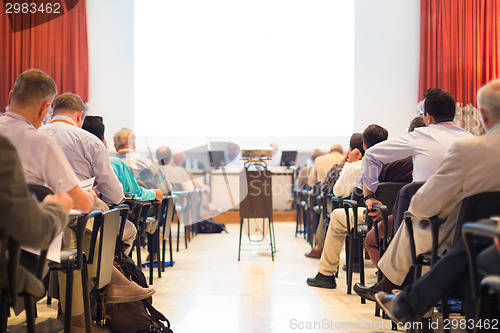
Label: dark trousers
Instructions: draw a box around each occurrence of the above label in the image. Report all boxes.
[397,220,499,321]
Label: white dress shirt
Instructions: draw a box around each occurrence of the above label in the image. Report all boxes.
[0,112,79,193]
[39,115,124,205]
[357,123,472,193]
[333,160,362,198]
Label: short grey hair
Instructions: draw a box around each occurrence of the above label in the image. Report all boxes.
[477,78,500,119]
[329,144,344,154]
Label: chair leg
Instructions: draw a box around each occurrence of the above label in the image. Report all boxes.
[176,218,180,252]
[184,226,189,249]
[64,262,75,333]
[0,291,8,333]
[156,229,161,279]
[136,236,142,271]
[358,235,366,304]
[161,233,166,272]
[149,233,154,286]
[81,264,92,333]
[169,228,174,267]
[23,294,35,333]
[441,297,450,333]
[238,219,244,261]
[269,218,275,262]
[347,236,355,295]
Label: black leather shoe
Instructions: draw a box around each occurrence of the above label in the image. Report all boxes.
[307,273,337,289]
[353,283,378,302]
[375,292,411,323]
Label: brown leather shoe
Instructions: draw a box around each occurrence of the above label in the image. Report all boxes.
[105,266,155,304]
[304,246,322,259]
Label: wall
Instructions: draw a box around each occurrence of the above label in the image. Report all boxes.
[86,0,134,148]
[86,0,420,151]
[355,0,421,138]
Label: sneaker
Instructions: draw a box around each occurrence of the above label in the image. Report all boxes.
[306,272,337,289]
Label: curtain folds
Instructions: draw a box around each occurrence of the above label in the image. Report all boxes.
[419,0,500,105]
[0,0,88,109]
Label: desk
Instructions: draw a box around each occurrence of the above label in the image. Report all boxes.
[191,168,295,211]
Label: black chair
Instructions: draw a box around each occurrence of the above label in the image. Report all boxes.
[404,191,500,331]
[161,195,176,270]
[343,187,366,302]
[307,182,322,247]
[0,236,47,333]
[146,198,167,285]
[88,206,128,326]
[463,221,500,333]
[125,200,153,270]
[297,185,311,239]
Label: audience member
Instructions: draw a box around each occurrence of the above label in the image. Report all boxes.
[0,134,72,303]
[354,87,499,301]
[308,144,344,186]
[364,116,426,268]
[39,93,124,205]
[307,125,390,288]
[113,129,170,193]
[0,69,94,213]
[305,134,364,259]
[295,149,323,190]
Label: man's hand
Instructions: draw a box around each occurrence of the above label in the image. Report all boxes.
[44,192,73,213]
[366,198,383,222]
[154,189,164,202]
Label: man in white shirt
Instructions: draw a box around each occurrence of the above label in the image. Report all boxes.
[307,125,388,289]
[354,88,474,301]
[0,69,94,213]
[39,93,125,205]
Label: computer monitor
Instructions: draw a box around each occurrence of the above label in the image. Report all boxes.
[280,150,298,167]
[208,150,226,169]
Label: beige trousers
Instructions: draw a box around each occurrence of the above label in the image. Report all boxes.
[318,207,366,276]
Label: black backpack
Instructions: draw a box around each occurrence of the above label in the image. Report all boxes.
[195,218,227,233]
[107,252,173,333]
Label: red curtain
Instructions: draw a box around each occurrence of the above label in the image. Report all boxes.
[0,0,88,110]
[419,0,500,106]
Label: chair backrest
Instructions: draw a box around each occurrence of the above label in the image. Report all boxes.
[350,187,365,208]
[94,207,123,289]
[27,183,53,201]
[452,191,500,244]
[375,182,407,215]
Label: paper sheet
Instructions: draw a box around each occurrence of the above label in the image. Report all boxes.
[22,231,63,263]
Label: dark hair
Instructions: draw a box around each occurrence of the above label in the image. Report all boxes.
[362,124,388,149]
[11,69,57,107]
[156,146,172,165]
[349,133,364,156]
[53,92,85,114]
[423,88,456,122]
[82,116,105,140]
[409,116,425,132]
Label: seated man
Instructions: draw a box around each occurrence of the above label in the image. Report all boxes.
[82,116,164,254]
[375,219,500,325]
[307,125,392,288]
[354,81,500,301]
[0,69,95,213]
[0,133,72,306]
[308,144,344,187]
[113,129,170,194]
[364,116,426,268]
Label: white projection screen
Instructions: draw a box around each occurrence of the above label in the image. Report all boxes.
[134,0,354,144]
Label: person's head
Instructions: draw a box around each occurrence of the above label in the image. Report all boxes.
[421,88,456,125]
[270,143,278,153]
[347,133,364,163]
[362,124,388,150]
[9,69,57,128]
[408,116,426,132]
[82,116,105,143]
[477,78,500,131]
[173,152,185,166]
[113,128,135,152]
[310,149,323,162]
[53,93,86,127]
[329,144,344,155]
[156,146,172,166]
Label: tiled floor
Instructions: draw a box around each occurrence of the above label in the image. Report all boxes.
[7,222,461,332]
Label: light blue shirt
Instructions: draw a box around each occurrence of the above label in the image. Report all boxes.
[357,123,473,193]
[110,157,156,201]
[39,115,124,205]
